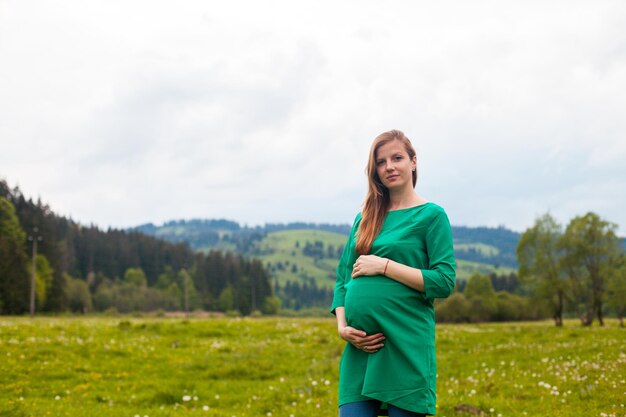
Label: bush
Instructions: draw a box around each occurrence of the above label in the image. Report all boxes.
[225,309,241,317]
[494,292,529,321]
[219,287,235,311]
[435,292,470,323]
[118,320,132,330]
[103,307,119,316]
[465,273,497,322]
[262,295,281,315]
[64,275,92,313]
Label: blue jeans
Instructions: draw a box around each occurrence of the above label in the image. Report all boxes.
[339,400,426,417]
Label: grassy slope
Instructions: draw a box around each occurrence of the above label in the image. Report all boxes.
[456,259,516,280]
[454,242,500,256]
[254,229,347,289]
[0,317,623,417]
[197,242,238,253]
[256,230,516,288]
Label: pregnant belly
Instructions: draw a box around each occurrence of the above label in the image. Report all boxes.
[344,276,422,335]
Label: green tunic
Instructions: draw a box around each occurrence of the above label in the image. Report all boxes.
[330,202,456,416]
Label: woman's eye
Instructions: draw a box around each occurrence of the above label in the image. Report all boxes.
[376,160,385,166]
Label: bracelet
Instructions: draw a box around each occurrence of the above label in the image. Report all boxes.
[383,259,390,275]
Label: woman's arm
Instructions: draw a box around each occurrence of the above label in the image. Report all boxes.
[335,307,386,353]
[351,210,456,297]
[330,214,361,315]
[352,256,425,292]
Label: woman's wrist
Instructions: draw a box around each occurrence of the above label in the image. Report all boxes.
[338,326,348,339]
[382,258,390,276]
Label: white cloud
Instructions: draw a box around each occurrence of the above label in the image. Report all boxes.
[1,0,625,234]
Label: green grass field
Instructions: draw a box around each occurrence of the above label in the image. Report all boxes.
[1,317,624,417]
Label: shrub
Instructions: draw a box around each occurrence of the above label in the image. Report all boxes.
[225,309,241,317]
[262,295,281,315]
[435,292,470,323]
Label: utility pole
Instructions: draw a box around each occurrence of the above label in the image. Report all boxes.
[28,227,42,317]
[251,277,256,312]
[183,268,189,317]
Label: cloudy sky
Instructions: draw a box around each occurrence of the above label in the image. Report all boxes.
[1,0,625,234]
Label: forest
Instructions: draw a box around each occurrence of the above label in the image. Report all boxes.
[0,180,276,316]
[1,178,624,324]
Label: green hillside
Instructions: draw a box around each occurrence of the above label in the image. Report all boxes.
[255,230,515,289]
[131,219,525,307]
[253,229,346,289]
[456,259,515,280]
[454,242,500,256]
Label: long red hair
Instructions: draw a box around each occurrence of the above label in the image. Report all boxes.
[355,130,417,255]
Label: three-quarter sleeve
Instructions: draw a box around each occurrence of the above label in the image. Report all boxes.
[421,210,456,299]
[330,214,361,315]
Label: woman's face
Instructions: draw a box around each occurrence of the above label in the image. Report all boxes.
[374,140,416,191]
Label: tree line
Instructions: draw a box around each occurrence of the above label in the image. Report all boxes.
[2,178,623,323]
[0,181,277,316]
[516,212,624,326]
[436,212,625,326]
[275,279,334,310]
[299,240,344,260]
[133,220,353,253]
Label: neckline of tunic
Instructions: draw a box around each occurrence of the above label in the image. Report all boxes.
[387,201,433,214]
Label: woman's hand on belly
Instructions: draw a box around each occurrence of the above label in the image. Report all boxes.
[339,325,386,353]
[352,255,387,278]
[353,255,426,292]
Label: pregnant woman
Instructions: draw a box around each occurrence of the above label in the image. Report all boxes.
[331,130,456,417]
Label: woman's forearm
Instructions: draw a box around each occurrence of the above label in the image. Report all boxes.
[384,259,425,292]
[335,307,347,332]
[352,255,425,292]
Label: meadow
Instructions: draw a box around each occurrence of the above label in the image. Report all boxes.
[0,316,624,417]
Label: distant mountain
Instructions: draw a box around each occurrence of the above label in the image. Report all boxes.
[130,219,522,283]
[132,220,353,254]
